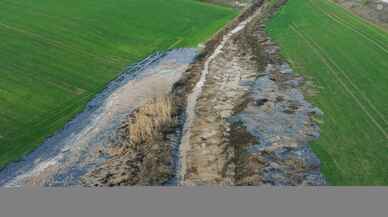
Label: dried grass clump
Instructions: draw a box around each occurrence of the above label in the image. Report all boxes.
[128,96,176,145]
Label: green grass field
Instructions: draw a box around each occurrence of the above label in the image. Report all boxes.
[0,0,237,168]
[266,0,388,185]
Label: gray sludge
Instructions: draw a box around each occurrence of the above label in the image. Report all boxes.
[231,63,326,186]
[0,48,197,187]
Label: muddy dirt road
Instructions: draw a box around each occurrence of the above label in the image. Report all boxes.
[179,6,263,186]
[178,0,325,186]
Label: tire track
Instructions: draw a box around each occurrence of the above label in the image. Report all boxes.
[290,24,388,139]
[293,5,388,127]
[309,0,388,54]
[179,5,263,186]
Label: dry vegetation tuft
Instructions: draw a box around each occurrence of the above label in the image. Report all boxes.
[128,96,176,145]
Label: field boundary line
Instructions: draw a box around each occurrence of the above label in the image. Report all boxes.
[0,22,116,65]
[309,0,388,55]
[328,13,388,53]
[326,0,388,36]
[168,37,184,49]
[330,6,388,46]
[318,0,388,42]
[290,24,388,139]
[304,0,388,126]
[294,22,388,126]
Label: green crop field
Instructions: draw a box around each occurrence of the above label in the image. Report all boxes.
[0,0,237,168]
[266,0,388,185]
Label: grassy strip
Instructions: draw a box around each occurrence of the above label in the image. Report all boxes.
[266,0,388,185]
[0,0,238,168]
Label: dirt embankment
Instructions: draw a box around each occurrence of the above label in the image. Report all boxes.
[177,0,325,186]
[80,0,266,187]
[179,2,266,186]
[81,96,178,186]
[229,0,326,186]
[77,50,197,187]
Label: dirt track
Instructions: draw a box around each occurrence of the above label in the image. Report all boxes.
[178,0,325,186]
[179,6,263,185]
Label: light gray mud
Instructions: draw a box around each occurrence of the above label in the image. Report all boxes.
[0,49,196,187]
[235,0,326,186]
[202,0,253,9]
[232,63,326,186]
[178,0,326,186]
